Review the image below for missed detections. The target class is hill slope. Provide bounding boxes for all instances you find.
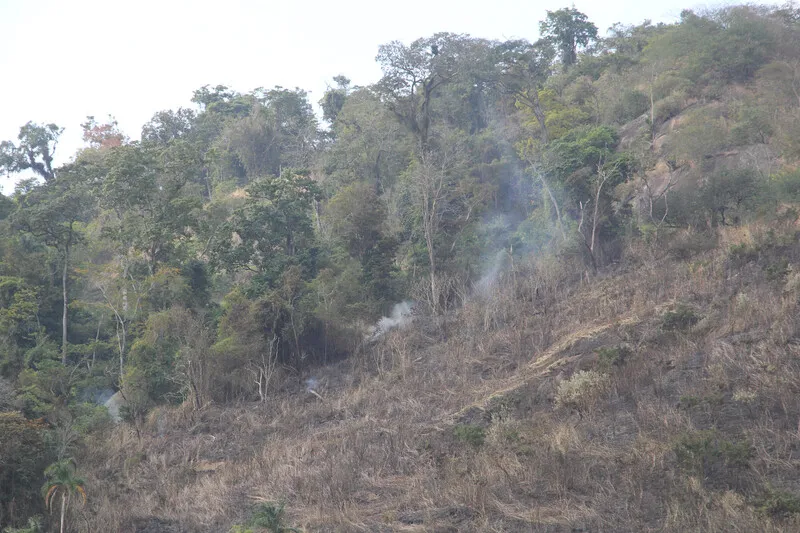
[78,220,800,531]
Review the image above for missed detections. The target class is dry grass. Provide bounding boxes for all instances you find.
[76,221,800,532]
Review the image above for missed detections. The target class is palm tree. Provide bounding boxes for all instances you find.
[41,459,86,533]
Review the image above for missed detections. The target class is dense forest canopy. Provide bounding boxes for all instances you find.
[3,3,800,531]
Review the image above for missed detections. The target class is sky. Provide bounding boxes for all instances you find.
[0,0,784,192]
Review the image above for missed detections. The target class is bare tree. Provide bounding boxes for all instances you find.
[251,335,279,403]
[410,140,467,314]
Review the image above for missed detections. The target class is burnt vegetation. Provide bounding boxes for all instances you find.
[3,3,800,532]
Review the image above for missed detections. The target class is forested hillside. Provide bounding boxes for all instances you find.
[3,4,800,531]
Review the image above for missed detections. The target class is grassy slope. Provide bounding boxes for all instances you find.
[79,219,800,532]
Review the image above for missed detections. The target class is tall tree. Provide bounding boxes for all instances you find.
[320,75,351,124]
[539,8,598,69]
[211,170,321,278]
[12,170,94,364]
[374,33,471,151]
[0,123,63,182]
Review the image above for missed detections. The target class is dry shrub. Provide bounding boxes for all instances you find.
[555,370,610,414]
[73,217,800,532]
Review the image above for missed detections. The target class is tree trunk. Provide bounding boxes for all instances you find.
[538,172,566,240]
[590,169,610,258]
[117,319,126,384]
[61,243,69,365]
[427,244,437,315]
[649,77,656,143]
[60,492,66,533]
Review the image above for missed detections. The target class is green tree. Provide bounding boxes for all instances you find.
[0,123,63,182]
[0,277,39,377]
[41,459,86,533]
[539,8,598,69]
[320,75,351,124]
[374,33,472,150]
[322,88,411,193]
[12,171,94,364]
[211,170,321,278]
[0,413,49,530]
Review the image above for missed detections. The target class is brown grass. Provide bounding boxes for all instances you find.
[76,221,800,532]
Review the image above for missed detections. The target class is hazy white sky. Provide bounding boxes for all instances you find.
[0,0,782,184]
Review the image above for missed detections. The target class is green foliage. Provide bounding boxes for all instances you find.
[668,169,763,228]
[229,502,299,533]
[543,125,619,201]
[539,8,598,68]
[0,412,49,530]
[0,277,38,377]
[453,424,486,448]
[661,304,700,331]
[0,122,63,182]
[2,516,44,533]
[595,345,631,372]
[41,458,87,532]
[618,90,649,122]
[2,7,800,527]
[770,169,800,202]
[755,487,800,518]
[673,430,753,479]
[211,170,321,280]
[643,7,776,93]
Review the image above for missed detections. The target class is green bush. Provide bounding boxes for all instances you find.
[755,488,800,518]
[661,304,700,331]
[596,345,631,372]
[653,93,684,124]
[667,232,717,260]
[729,243,760,265]
[2,516,44,533]
[613,90,650,123]
[230,502,299,533]
[764,258,789,282]
[771,169,800,202]
[453,424,486,448]
[674,430,753,477]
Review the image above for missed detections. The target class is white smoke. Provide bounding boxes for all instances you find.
[94,388,116,405]
[475,249,508,297]
[304,377,319,392]
[367,300,416,341]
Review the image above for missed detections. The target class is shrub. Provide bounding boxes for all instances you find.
[596,345,631,372]
[755,488,800,518]
[230,502,299,533]
[3,516,44,533]
[764,259,789,282]
[453,424,486,448]
[667,232,717,260]
[674,430,753,478]
[729,243,760,265]
[653,93,684,124]
[613,90,650,123]
[555,370,610,413]
[662,304,700,331]
[0,412,50,529]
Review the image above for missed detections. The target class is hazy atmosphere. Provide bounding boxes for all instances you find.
[2,1,800,531]
[0,0,745,180]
